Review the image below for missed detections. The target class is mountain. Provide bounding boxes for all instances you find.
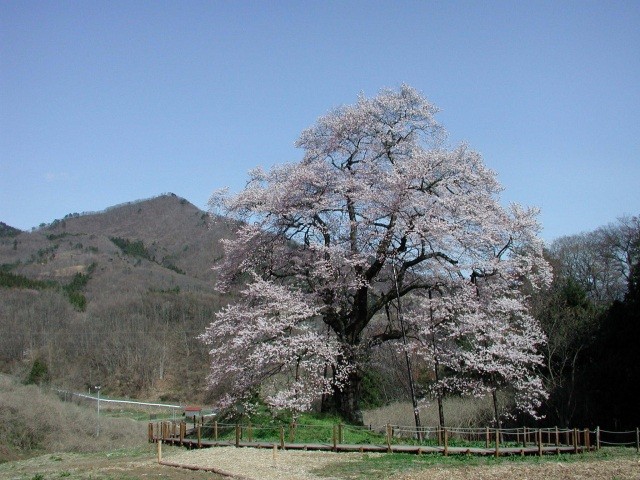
[0,194,237,402]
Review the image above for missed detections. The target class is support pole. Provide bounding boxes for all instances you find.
[392,262,423,441]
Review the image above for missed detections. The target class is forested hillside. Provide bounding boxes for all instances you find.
[0,194,236,402]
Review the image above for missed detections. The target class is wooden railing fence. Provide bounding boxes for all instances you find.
[148,420,640,457]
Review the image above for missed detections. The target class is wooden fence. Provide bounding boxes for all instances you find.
[148,420,640,457]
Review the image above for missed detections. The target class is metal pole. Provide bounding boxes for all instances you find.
[95,385,101,437]
[392,261,422,441]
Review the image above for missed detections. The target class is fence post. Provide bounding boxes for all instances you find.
[636,428,639,454]
[338,423,343,444]
[555,426,559,447]
[179,421,185,446]
[333,425,338,452]
[148,422,154,443]
[537,429,542,457]
[235,424,240,448]
[248,422,253,443]
[279,425,285,450]
[495,428,500,458]
[596,426,600,450]
[523,426,527,447]
[485,427,490,449]
[585,428,590,451]
[444,428,448,456]
[214,421,218,442]
[157,440,162,463]
[573,428,578,454]
[289,421,296,443]
[386,424,391,453]
[197,425,202,448]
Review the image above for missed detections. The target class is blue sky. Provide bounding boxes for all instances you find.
[1,1,638,242]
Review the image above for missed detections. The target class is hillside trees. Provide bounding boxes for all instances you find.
[548,215,639,306]
[582,261,640,429]
[535,215,639,426]
[204,85,550,423]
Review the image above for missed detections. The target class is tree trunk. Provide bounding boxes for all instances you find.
[492,389,502,429]
[432,360,446,428]
[333,368,364,425]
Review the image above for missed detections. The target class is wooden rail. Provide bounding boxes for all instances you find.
[149,421,598,457]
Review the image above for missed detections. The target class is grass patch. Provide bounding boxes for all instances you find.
[197,411,388,445]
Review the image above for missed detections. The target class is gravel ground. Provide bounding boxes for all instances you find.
[164,446,361,480]
[163,446,640,480]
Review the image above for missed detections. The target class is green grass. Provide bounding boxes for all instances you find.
[196,412,389,445]
[101,408,179,422]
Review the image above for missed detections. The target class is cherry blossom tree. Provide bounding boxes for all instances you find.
[200,275,350,414]
[441,276,549,426]
[204,85,551,423]
[405,287,465,428]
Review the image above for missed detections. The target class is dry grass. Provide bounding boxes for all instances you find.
[363,395,506,429]
[0,375,145,462]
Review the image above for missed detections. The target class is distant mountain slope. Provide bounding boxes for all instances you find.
[0,193,236,401]
[0,193,235,300]
[0,222,21,238]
